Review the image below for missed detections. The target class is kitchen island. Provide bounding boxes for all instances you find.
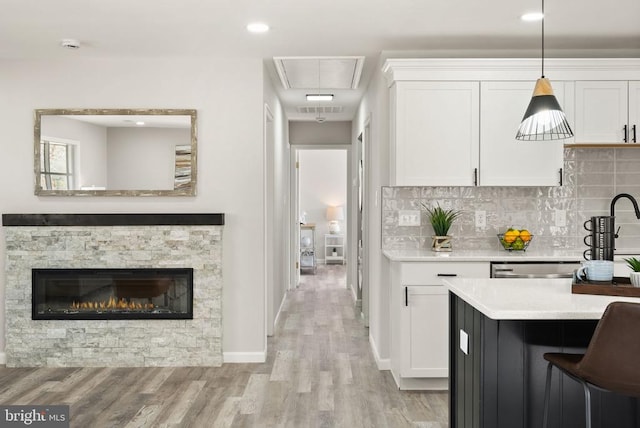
[443,278,640,428]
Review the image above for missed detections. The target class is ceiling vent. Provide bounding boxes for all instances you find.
[296,106,344,115]
[274,57,365,90]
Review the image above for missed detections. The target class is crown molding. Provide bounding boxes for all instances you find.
[383,58,640,86]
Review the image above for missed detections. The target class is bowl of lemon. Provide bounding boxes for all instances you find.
[498,228,533,251]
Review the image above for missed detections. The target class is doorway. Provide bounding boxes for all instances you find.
[291,146,350,290]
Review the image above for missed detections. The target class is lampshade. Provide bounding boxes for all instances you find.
[515,0,574,141]
[515,78,573,141]
[326,206,344,221]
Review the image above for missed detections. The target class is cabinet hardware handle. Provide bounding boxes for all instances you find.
[404,287,408,307]
[473,168,478,186]
[624,125,628,143]
[633,125,637,143]
[437,273,457,277]
[559,168,563,186]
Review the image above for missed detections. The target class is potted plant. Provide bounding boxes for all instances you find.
[422,203,462,252]
[623,257,640,287]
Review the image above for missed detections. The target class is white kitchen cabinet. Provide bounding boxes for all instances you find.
[390,261,489,390]
[390,81,479,186]
[480,81,568,186]
[574,81,640,144]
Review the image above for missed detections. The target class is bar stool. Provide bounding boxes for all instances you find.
[543,301,640,428]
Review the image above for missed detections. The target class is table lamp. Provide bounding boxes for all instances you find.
[326,206,344,234]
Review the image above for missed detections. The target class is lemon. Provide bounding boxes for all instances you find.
[503,230,518,244]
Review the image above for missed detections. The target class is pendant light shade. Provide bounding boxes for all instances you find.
[516,78,573,140]
[515,0,573,141]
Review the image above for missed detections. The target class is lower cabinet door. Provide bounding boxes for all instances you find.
[401,286,449,378]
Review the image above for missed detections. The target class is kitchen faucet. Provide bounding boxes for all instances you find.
[609,193,640,239]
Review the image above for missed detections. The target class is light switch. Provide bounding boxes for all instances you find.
[460,329,469,355]
[398,210,421,226]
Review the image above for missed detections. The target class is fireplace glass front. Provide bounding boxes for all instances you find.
[32,268,193,320]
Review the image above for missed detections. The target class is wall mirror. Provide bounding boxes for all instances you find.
[34,108,197,196]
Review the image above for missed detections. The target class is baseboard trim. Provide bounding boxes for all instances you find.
[0,352,6,365]
[273,292,287,331]
[223,351,266,364]
[369,334,390,370]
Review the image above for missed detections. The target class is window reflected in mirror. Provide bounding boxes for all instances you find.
[40,139,76,190]
[34,109,197,196]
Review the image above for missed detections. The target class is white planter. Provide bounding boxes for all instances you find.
[630,272,640,287]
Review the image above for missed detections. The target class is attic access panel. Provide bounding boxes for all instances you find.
[273,57,365,90]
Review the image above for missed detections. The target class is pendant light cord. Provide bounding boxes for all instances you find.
[541,0,545,78]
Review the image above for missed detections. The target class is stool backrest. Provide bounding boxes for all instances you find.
[579,301,640,397]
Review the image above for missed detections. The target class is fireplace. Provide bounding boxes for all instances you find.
[32,268,193,320]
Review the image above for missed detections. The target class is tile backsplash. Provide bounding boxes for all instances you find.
[382,148,640,252]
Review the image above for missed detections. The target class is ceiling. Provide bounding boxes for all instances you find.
[2,0,639,122]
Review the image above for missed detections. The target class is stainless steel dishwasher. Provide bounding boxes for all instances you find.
[491,261,581,278]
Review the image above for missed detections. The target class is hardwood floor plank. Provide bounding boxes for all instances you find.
[157,380,206,426]
[59,368,114,404]
[211,397,241,428]
[239,373,269,415]
[317,371,334,412]
[296,358,312,393]
[269,350,294,381]
[140,367,176,394]
[124,404,162,428]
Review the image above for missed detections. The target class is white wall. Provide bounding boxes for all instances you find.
[107,127,188,190]
[290,121,351,145]
[299,150,348,260]
[0,57,266,359]
[353,57,391,367]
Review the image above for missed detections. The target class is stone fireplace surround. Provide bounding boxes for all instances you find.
[2,213,224,367]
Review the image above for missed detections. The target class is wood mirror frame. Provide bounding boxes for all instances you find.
[34,108,197,196]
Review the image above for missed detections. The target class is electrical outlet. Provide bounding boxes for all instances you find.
[442,200,453,210]
[398,210,421,226]
[475,210,487,228]
[555,209,567,227]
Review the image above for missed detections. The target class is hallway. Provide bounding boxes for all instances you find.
[0,265,448,427]
[254,264,449,427]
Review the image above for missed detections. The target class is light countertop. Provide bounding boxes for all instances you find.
[382,249,584,262]
[442,277,640,320]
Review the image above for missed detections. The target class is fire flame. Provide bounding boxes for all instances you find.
[70,296,154,311]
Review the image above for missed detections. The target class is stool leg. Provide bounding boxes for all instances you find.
[543,362,553,428]
[581,381,592,428]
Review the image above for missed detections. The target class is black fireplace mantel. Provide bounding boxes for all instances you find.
[2,213,224,227]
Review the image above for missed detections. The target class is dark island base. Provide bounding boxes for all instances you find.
[449,293,640,428]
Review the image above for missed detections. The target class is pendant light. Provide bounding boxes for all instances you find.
[515,0,573,141]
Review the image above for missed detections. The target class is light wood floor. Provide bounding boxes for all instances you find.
[0,265,448,427]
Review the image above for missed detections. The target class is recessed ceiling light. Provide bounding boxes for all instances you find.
[247,22,269,33]
[521,12,544,21]
[306,94,334,102]
[136,121,145,126]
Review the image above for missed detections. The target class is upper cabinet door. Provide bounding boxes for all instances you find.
[479,81,566,186]
[575,81,628,144]
[391,82,479,186]
[629,82,640,144]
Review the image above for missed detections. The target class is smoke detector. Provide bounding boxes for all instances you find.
[60,39,81,50]
[315,116,326,123]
